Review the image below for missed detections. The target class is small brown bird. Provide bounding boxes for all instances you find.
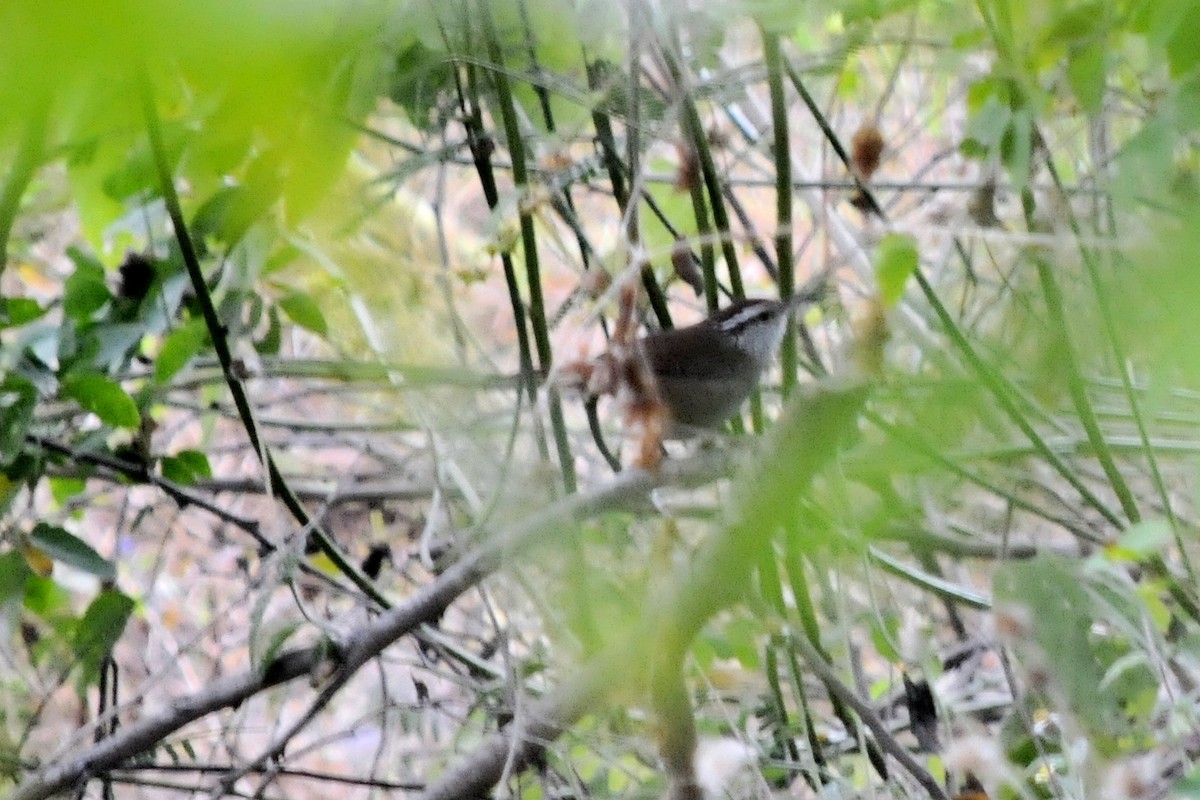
[639,288,823,431]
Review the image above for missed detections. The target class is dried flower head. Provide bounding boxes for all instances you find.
[670,239,704,297]
[851,124,885,180]
[674,140,700,192]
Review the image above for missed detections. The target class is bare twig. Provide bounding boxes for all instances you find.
[418,377,871,800]
[26,433,268,548]
[11,449,737,800]
[141,77,387,607]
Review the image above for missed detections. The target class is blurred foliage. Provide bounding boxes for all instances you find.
[2,0,1200,799]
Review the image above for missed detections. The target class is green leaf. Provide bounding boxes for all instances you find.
[63,262,111,319]
[29,523,115,580]
[0,375,37,458]
[1108,519,1172,562]
[48,476,88,507]
[257,306,282,355]
[390,41,460,130]
[92,323,145,374]
[61,372,140,429]
[73,590,135,685]
[1167,3,1200,76]
[156,319,209,383]
[0,551,32,605]
[191,184,277,248]
[870,547,992,608]
[873,234,918,307]
[869,610,902,663]
[994,557,1158,752]
[1136,583,1173,632]
[160,450,212,485]
[1067,40,1106,114]
[1044,3,1103,41]
[23,574,72,619]
[964,81,1012,152]
[1174,764,1200,799]
[0,298,46,328]
[278,290,328,337]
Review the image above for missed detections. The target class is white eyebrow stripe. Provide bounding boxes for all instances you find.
[719,305,772,331]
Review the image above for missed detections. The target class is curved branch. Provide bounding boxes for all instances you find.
[10,647,323,800]
[26,433,268,547]
[418,377,872,800]
[11,449,736,800]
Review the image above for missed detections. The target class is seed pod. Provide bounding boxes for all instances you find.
[674,141,700,192]
[670,239,704,296]
[851,124,885,180]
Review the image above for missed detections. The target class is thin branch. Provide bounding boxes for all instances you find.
[10,647,324,800]
[480,1,577,494]
[140,74,386,607]
[419,377,871,800]
[762,28,795,396]
[11,449,738,800]
[26,434,268,548]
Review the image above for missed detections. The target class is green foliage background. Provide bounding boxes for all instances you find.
[3,1,1200,799]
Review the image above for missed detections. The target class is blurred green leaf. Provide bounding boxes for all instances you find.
[61,372,140,429]
[874,234,918,307]
[1173,763,1200,798]
[257,306,282,355]
[3,0,388,249]
[0,551,32,605]
[965,79,1012,145]
[278,290,328,337]
[23,574,72,619]
[29,523,115,580]
[73,589,134,685]
[102,137,180,202]
[250,618,302,675]
[1108,519,1172,562]
[995,558,1159,754]
[0,298,46,328]
[1136,583,1173,632]
[91,323,145,374]
[156,319,209,383]
[1044,3,1104,42]
[1165,1,1200,75]
[390,40,458,130]
[871,548,991,608]
[63,255,111,321]
[0,374,37,458]
[869,610,902,663]
[48,476,88,507]
[160,450,212,485]
[1067,40,1106,113]
[1000,108,1033,193]
[191,182,278,249]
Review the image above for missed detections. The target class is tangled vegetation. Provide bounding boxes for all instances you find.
[4,1,1200,799]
